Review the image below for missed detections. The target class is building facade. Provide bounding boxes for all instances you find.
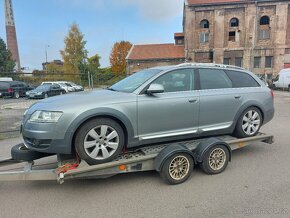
[184,0,290,78]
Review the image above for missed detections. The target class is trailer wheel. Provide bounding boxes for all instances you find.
[11,143,52,161]
[160,153,193,185]
[200,145,229,175]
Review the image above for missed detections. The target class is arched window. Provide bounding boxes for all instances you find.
[200,19,209,28]
[260,16,270,25]
[230,18,239,27]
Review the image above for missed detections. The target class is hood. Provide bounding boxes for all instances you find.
[27,89,136,113]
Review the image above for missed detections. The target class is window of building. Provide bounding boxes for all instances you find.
[200,19,209,29]
[259,29,270,40]
[199,69,232,90]
[254,57,261,68]
[235,57,243,67]
[223,58,230,65]
[230,18,239,27]
[265,56,273,68]
[153,69,194,92]
[225,70,260,88]
[229,31,236,42]
[260,16,270,25]
[200,32,209,43]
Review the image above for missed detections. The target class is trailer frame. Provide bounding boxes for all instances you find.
[0,133,274,184]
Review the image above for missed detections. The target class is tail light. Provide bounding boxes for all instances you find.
[270,90,274,98]
[7,87,13,93]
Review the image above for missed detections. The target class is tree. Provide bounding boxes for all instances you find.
[46,63,64,74]
[0,38,16,73]
[60,23,88,81]
[88,54,101,74]
[110,41,132,75]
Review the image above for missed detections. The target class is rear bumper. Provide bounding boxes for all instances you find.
[263,107,275,125]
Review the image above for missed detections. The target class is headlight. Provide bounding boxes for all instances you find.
[29,111,63,123]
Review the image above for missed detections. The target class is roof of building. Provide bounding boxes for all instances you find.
[174,32,184,37]
[187,0,251,5]
[127,43,185,61]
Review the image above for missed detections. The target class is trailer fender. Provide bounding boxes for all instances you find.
[194,138,232,163]
[155,143,195,172]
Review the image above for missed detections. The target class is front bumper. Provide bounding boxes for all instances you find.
[22,121,73,154]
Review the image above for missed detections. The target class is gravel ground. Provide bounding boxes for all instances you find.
[0,91,289,218]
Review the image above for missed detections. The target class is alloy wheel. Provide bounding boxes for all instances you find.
[168,155,190,181]
[83,125,120,160]
[208,148,226,171]
[242,110,261,136]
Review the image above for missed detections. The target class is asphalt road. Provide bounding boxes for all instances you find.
[0,91,289,218]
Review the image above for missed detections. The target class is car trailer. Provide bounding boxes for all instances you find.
[0,133,273,185]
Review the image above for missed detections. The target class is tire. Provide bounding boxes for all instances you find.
[74,118,125,165]
[160,153,193,185]
[14,92,20,99]
[234,107,262,138]
[200,145,230,175]
[11,143,53,161]
[44,93,48,98]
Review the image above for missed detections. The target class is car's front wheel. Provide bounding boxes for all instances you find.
[235,107,262,138]
[74,118,125,165]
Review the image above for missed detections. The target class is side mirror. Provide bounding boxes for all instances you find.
[146,84,164,95]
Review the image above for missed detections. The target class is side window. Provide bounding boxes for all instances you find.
[152,69,194,93]
[225,70,260,88]
[199,69,232,90]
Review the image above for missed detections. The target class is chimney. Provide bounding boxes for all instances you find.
[174,32,185,46]
[5,0,21,71]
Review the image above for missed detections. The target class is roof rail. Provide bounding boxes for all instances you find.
[176,62,245,70]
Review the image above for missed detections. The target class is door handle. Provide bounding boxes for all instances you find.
[188,99,197,103]
[234,96,241,99]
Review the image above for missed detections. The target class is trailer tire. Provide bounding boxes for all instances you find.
[160,153,193,185]
[200,144,229,175]
[11,143,50,161]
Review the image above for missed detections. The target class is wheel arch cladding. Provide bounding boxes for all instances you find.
[68,109,135,152]
[234,102,265,126]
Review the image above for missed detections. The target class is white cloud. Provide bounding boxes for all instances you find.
[116,0,184,21]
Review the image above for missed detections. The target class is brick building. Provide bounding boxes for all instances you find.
[184,0,290,78]
[126,36,185,75]
[127,0,290,78]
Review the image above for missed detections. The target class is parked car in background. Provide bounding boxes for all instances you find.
[0,81,33,99]
[65,81,84,92]
[272,69,290,91]
[21,63,274,165]
[41,82,75,93]
[27,84,66,99]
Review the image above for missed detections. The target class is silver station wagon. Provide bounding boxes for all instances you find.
[22,63,274,165]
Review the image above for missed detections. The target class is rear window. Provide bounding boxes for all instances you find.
[225,70,260,88]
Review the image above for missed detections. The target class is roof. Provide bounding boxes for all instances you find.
[127,43,185,61]
[187,0,251,5]
[174,32,184,37]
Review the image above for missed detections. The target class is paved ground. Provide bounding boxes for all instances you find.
[0,91,289,218]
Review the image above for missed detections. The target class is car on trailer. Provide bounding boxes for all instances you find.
[21,63,274,166]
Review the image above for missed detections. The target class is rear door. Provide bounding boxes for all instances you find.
[137,68,199,140]
[197,68,242,133]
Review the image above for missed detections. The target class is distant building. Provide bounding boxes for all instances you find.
[184,0,290,78]
[42,60,64,71]
[127,0,290,78]
[126,34,185,75]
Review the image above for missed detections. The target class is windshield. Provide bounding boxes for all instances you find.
[110,69,161,93]
[35,84,50,91]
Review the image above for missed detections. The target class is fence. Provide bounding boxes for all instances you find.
[0,72,126,139]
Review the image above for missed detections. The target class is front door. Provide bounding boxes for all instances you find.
[137,68,199,140]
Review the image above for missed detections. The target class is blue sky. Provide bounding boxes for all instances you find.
[0,0,184,71]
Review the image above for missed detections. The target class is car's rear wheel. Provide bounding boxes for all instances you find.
[235,107,262,138]
[44,93,48,98]
[74,118,125,165]
[14,91,20,99]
